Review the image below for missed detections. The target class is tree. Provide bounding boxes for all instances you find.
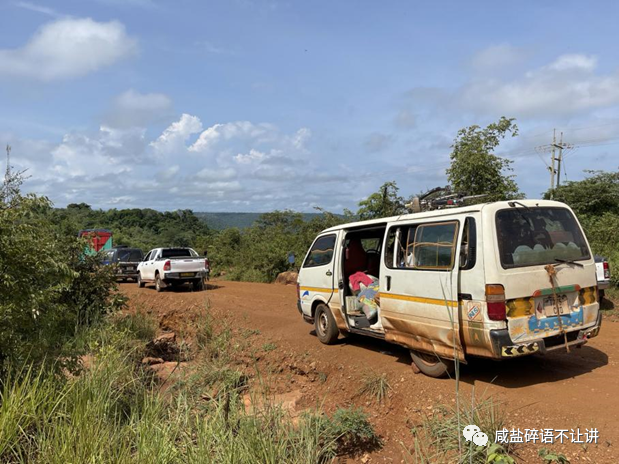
[1,170,122,374]
[356,181,405,220]
[545,170,619,217]
[446,117,522,202]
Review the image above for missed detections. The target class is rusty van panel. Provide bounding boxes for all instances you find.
[329,295,348,330]
[381,296,465,361]
[460,301,495,358]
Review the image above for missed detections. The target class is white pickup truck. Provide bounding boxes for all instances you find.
[595,255,611,301]
[137,247,207,292]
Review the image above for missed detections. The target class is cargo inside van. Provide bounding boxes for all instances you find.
[341,226,387,332]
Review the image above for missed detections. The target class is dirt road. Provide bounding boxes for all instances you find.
[121,281,618,462]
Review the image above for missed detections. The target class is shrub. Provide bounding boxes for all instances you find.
[0,173,123,376]
[358,371,391,403]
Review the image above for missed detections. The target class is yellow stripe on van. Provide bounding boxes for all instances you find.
[380,292,458,308]
[299,286,338,294]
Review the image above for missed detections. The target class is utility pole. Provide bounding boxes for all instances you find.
[553,132,572,187]
[536,130,573,198]
[550,130,556,192]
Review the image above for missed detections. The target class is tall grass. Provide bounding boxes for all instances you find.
[0,311,379,463]
[358,371,391,403]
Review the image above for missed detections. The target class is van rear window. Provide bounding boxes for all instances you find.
[496,207,590,268]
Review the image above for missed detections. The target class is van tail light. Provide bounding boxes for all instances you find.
[604,261,610,279]
[163,260,171,271]
[486,284,506,321]
[296,283,301,300]
[205,258,210,271]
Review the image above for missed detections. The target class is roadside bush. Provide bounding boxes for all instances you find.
[0,173,123,376]
[549,170,619,287]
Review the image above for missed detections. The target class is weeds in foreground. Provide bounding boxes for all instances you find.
[539,448,570,463]
[0,310,381,463]
[406,395,515,464]
[358,371,391,403]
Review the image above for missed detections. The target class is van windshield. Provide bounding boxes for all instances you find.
[496,207,590,268]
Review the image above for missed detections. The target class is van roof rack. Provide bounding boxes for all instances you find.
[406,186,488,212]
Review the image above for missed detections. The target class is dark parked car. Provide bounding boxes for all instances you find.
[102,246,144,282]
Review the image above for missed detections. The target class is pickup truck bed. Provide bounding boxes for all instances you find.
[137,247,207,292]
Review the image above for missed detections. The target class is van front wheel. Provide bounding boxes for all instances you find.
[410,350,455,378]
[315,304,339,345]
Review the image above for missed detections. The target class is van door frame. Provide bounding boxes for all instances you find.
[339,224,388,335]
[379,218,465,361]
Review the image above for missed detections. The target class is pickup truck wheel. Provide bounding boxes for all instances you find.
[315,304,339,345]
[410,350,455,378]
[155,274,163,293]
[137,273,145,288]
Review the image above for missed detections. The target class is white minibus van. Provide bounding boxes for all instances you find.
[296,200,602,377]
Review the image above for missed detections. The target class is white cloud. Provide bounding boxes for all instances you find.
[545,54,597,73]
[51,125,146,177]
[460,53,619,117]
[195,167,237,181]
[189,121,277,153]
[106,89,173,128]
[14,1,61,17]
[234,148,266,164]
[150,114,203,155]
[156,165,179,181]
[0,18,137,81]
[290,127,311,150]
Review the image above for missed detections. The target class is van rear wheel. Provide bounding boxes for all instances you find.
[315,304,339,345]
[410,350,455,378]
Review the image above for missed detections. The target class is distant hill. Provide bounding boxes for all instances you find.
[195,212,326,230]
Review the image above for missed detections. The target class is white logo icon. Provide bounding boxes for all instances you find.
[462,424,481,441]
[472,431,489,447]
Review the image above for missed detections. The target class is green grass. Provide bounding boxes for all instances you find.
[358,371,391,403]
[0,311,380,463]
[406,394,514,464]
[262,342,277,352]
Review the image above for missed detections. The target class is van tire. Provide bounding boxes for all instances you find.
[137,273,145,288]
[315,304,339,345]
[410,350,455,378]
[155,274,163,293]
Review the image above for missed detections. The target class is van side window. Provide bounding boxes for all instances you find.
[408,221,459,269]
[303,235,336,268]
[385,221,459,270]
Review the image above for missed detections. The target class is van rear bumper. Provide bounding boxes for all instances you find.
[489,313,602,359]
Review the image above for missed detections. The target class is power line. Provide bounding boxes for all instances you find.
[536,129,573,197]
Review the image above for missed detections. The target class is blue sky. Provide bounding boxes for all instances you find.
[1,0,619,212]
